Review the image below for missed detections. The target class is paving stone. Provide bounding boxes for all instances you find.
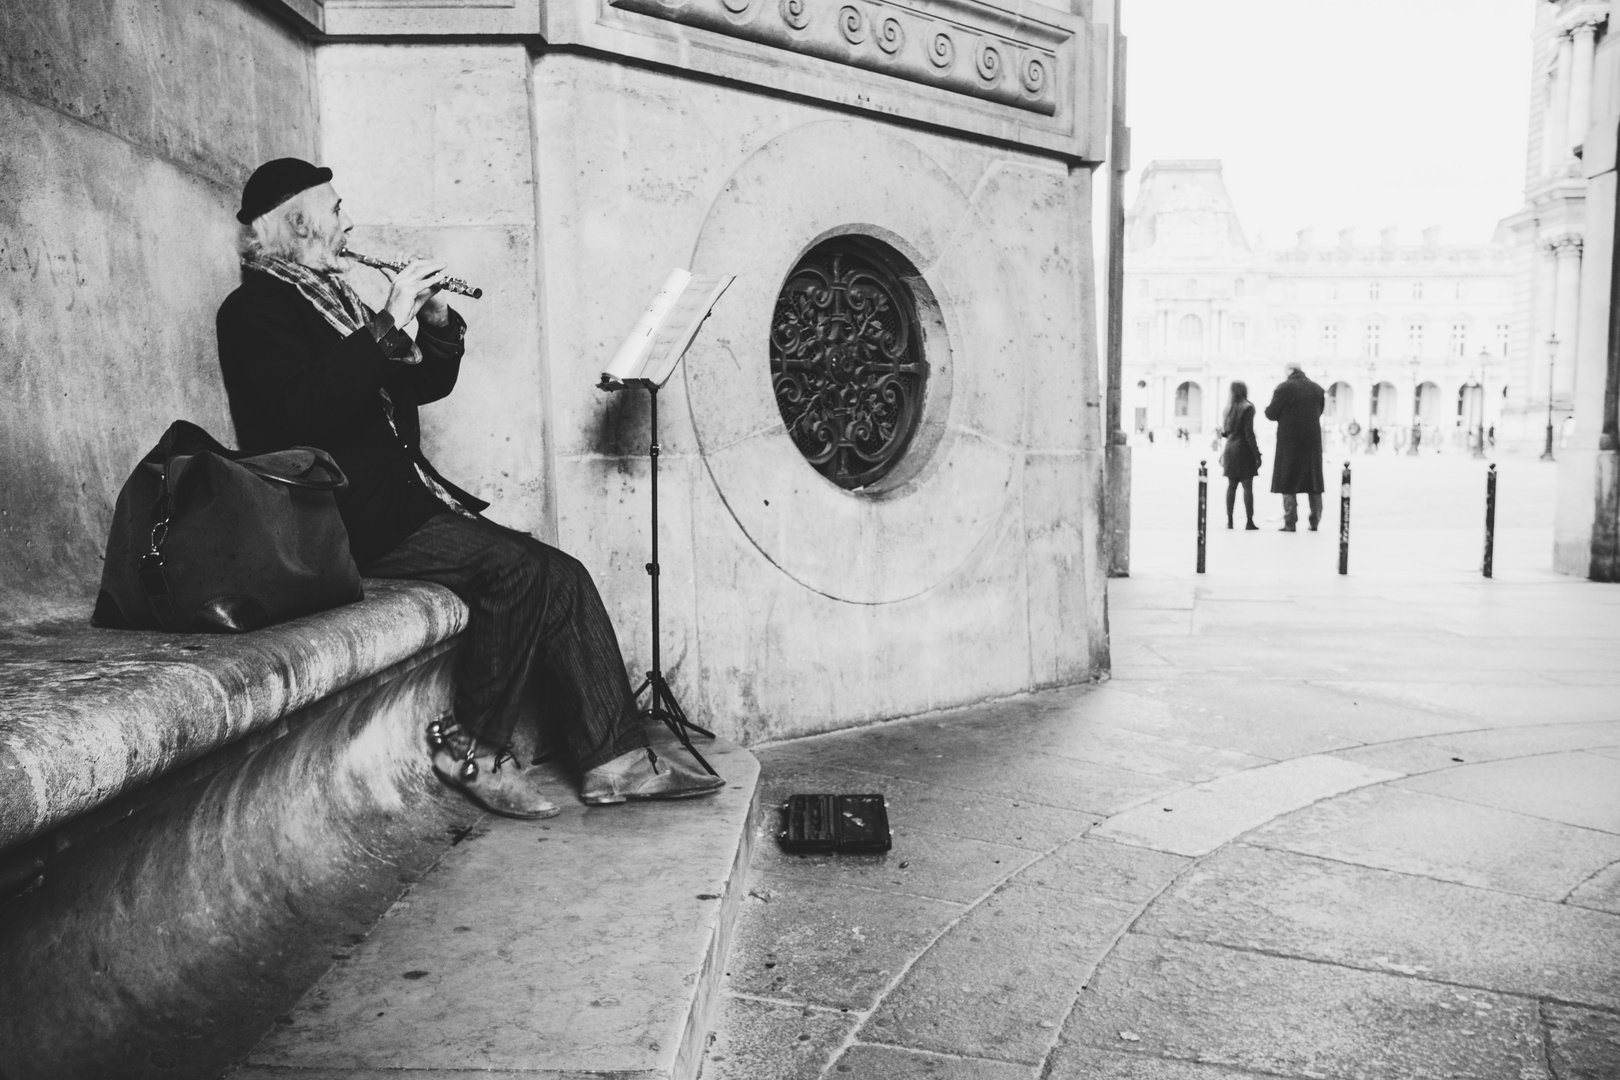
[1046,1043,1293,1079]
[239,739,759,1076]
[827,1043,1035,1079]
[754,749,1095,851]
[1321,682,1620,727]
[1091,755,1401,857]
[864,883,1137,1065]
[1135,844,1620,1010]
[756,823,1037,906]
[1247,785,1620,900]
[726,870,961,1011]
[1566,860,1620,914]
[1012,836,1191,906]
[1060,934,1549,1080]
[700,995,857,1080]
[1087,678,1375,760]
[1397,752,1620,834]
[758,716,1175,816]
[1015,720,1273,784]
[1544,1004,1620,1080]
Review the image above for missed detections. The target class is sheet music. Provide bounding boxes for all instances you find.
[601,269,735,389]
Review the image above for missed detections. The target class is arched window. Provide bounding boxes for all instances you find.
[1496,323,1510,356]
[1174,381,1204,431]
[1408,322,1425,355]
[1450,322,1468,357]
[1230,321,1248,348]
[1178,314,1205,357]
[1363,322,1382,358]
[1326,381,1355,422]
[1186,278,1199,297]
[1368,282,1381,300]
[1412,281,1424,300]
[1454,282,1467,300]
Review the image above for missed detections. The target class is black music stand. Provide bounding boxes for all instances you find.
[607,377,717,776]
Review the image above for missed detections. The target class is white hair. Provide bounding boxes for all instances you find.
[236,186,326,262]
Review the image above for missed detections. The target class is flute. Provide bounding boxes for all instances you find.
[347,250,483,300]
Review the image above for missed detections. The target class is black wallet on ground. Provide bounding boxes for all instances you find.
[778,794,892,854]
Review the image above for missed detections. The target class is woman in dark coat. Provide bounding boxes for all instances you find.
[1264,363,1327,531]
[1219,381,1262,529]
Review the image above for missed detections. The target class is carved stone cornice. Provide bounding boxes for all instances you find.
[1546,232,1585,256]
[609,0,1065,115]
[1557,2,1609,35]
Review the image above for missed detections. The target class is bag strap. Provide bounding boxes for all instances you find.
[138,491,181,631]
[238,458,348,492]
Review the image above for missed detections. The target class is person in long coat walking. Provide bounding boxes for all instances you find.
[1264,363,1326,531]
[1219,381,1261,530]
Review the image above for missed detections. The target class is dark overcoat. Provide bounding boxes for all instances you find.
[216,270,486,566]
[1264,370,1325,494]
[1219,400,1261,481]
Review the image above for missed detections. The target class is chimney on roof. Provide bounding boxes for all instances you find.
[1338,227,1357,250]
[1421,225,1442,247]
[1380,226,1400,249]
[1297,228,1314,249]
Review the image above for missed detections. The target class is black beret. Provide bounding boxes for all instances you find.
[237,158,333,225]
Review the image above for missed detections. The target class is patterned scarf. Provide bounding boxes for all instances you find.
[243,252,477,517]
[242,252,421,365]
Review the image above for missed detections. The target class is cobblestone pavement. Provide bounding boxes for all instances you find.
[701,450,1620,1079]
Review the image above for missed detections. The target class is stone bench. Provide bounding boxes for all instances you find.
[0,580,760,1080]
[0,580,472,1077]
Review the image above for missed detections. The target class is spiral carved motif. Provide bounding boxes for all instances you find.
[838,5,866,44]
[770,240,928,490]
[876,15,905,54]
[927,30,956,70]
[1020,54,1047,95]
[975,40,1002,83]
[780,0,810,30]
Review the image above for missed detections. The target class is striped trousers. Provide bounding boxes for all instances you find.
[363,513,646,771]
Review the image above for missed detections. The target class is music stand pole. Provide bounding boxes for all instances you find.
[630,380,717,775]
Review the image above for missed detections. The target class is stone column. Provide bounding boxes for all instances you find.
[1546,31,1574,175]
[1553,234,1584,400]
[1566,14,1604,155]
[1537,240,1562,402]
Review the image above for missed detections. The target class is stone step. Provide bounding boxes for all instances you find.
[228,733,759,1080]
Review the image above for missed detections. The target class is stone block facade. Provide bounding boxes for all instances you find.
[320,0,1110,740]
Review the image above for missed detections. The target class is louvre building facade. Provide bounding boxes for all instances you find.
[1121,160,1514,455]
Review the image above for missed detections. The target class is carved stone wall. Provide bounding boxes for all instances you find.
[321,0,1102,161]
[610,0,1062,115]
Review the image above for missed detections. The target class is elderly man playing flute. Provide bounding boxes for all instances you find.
[216,157,722,818]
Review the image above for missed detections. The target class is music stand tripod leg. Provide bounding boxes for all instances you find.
[634,380,719,776]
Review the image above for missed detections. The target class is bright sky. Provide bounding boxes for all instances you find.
[1121,0,1534,246]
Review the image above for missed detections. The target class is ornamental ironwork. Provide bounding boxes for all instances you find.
[770,239,928,489]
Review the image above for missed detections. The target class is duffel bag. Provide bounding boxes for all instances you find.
[92,420,362,633]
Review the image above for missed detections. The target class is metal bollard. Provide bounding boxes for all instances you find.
[1483,463,1497,579]
[1338,461,1351,576]
[1197,460,1208,574]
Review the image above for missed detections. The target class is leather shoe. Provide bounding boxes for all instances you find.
[432,743,560,820]
[1244,522,1259,530]
[1279,524,1296,532]
[582,747,725,805]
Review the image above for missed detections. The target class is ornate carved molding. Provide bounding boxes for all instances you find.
[1557,3,1609,35]
[609,0,1065,115]
[1546,232,1585,256]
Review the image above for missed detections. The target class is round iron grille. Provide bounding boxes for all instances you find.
[769,238,929,490]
